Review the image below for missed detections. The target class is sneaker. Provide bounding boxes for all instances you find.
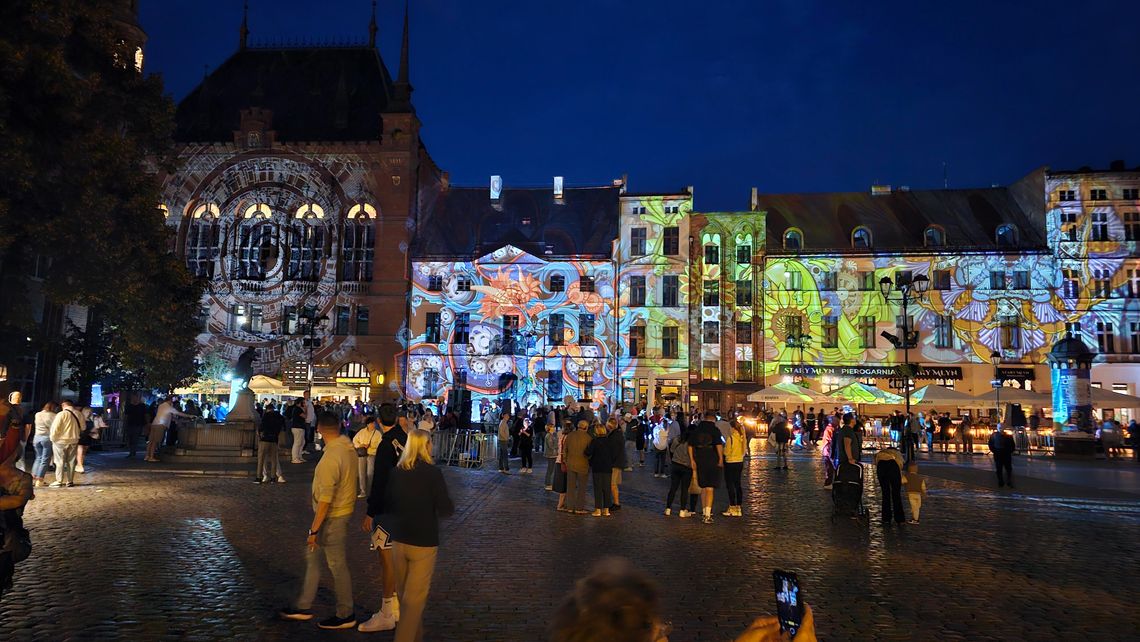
[722,508,735,517]
[253,478,264,484]
[702,515,713,524]
[276,476,286,483]
[664,508,671,516]
[907,519,919,524]
[48,481,62,488]
[602,509,611,517]
[291,460,305,464]
[544,485,553,491]
[357,492,367,499]
[823,484,833,490]
[678,510,690,518]
[591,509,603,517]
[33,480,42,488]
[624,467,633,472]
[66,482,75,487]
[279,607,314,621]
[317,615,357,630]
[357,612,396,632]
[75,466,85,473]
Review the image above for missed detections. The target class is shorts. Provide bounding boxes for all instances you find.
[611,468,622,485]
[369,523,393,551]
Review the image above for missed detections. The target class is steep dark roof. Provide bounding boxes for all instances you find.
[414,185,621,260]
[758,170,1046,252]
[175,46,395,142]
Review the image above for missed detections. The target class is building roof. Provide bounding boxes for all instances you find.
[175,46,396,142]
[757,169,1046,252]
[413,185,621,260]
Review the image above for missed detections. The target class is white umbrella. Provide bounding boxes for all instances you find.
[747,382,827,403]
[1089,387,1140,408]
[972,387,1048,405]
[248,375,288,395]
[827,382,904,405]
[909,385,977,406]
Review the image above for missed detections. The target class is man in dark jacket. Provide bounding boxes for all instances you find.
[607,420,627,511]
[771,412,790,470]
[256,403,286,484]
[361,403,408,630]
[988,426,1015,488]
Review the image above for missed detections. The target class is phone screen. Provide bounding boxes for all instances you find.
[773,570,803,637]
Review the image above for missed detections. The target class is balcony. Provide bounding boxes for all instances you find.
[235,280,271,295]
[339,281,369,295]
[287,281,317,294]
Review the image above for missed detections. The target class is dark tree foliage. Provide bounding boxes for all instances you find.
[0,0,203,393]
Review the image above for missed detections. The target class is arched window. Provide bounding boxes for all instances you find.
[852,226,872,249]
[193,203,220,219]
[243,203,271,219]
[924,225,946,247]
[783,228,803,250]
[996,224,1019,248]
[342,216,374,282]
[286,221,326,281]
[295,203,325,219]
[185,206,219,279]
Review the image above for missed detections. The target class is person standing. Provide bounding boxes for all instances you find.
[633,414,647,467]
[371,429,454,641]
[255,403,286,484]
[651,419,669,478]
[1130,419,1140,463]
[147,396,194,462]
[6,392,31,472]
[959,415,974,455]
[518,418,534,474]
[543,423,559,491]
[606,418,626,510]
[496,414,511,474]
[353,413,382,498]
[691,412,725,524]
[304,391,318,452]
[938,412,952,454]
[873,446,906,527]
[31,402,56,488]
[0,425,35,600]
[903,461,927,524]
[359,403,408,631]
[664,430,694,517]
[820,420,836,490]
[585,423,615,517]
[280,412,358,629]
[770,411,790,470]
[48,400,83,488]
[988,426,1015,488]
[562,421,592,515]
[286,398,308,464]
[721,419,746,517]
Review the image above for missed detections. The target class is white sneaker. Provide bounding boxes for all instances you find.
[722,508,734,517]
[75,466,85,473]
[276,476,286,483]
[357,612,396,632]
[678,510,690,518]
[663,508,671,516]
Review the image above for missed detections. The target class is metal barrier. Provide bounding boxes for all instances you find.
[431,430,495,469]
[98,418,126,449]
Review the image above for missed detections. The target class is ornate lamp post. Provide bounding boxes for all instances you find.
[299,310,329,398]
[879,274,930,419]
[990,350,1002,428]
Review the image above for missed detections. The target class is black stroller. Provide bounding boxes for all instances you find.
[831,462,868,522]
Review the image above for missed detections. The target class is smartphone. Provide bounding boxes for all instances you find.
[773,570,804,637]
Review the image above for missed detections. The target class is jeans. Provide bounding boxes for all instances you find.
[257,441,281,480]
[925,431,934,452]
[592,471,613,510]
[665,464,692,509]
[994,452,1013,486]
[653,449,668,475]
[291,428,306,462]
[52,442,78,484]
[908,494,922,521]
[393,542,438,642]
[724,461,744,505]
[520,448,533,469]
[497,442,510,472]
[296,515,353,618]
[32,436,52,479]
[567,470,588,511]
[544,458,558,486]
[877,460,904,524]
[358,454,375,496]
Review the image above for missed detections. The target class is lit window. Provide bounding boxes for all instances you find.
[286,222,325,281]
[295,203,325,220]
[702,360,720,381]
[194,203,221,219]
[852,227,872,249]
[185,217,220,278]
[347,203,377,219]
[158,204,170,219]
[783,229,803,250]
[243,203,271,219]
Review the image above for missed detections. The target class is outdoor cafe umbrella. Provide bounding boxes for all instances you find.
[972,387,1049,405]
[827,381,904,405]
[908,385,977,406]
[746,382,827,404]
[1089,387,1140,408]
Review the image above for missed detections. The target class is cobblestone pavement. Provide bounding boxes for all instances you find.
[2,443,1139,641]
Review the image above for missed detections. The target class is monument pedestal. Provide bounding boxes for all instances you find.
[1053,432,1096,459]
[162,389,259,464]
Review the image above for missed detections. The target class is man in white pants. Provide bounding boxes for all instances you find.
[147,396,195,462]
[287,398,308,464]
[48,400,83,487]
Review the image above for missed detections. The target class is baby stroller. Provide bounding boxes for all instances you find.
[831,462,868,522]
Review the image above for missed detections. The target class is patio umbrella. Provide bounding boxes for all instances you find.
[972,387,1049,405]
[248,375,288,395]
[827,382,904,405]
[908,385,977,406]
[747,382,826,403]
[1089,387,1140,408]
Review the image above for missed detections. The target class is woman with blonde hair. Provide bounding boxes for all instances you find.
[363,429,454,641]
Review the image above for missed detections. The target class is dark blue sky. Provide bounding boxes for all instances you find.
[142,0,1140,211]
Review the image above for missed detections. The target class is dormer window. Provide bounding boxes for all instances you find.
[996,224,1019,248]
[783,228,803,250]
[852,226,872,249]
[924,225,946,247]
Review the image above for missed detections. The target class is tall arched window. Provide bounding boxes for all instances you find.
[237,204,276,280]
[783,228,803,250]
[996,224,1019,248]
[342,203,376,282]
[186,206,219,278]
[852,226,872,249]
[287,204,326,281]
[924,225,946,247]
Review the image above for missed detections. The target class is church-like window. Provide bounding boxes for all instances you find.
[186,208,220,279]
[295,203,325,219]
[286,223,325,281]
[342,210,375,282]
[236,203,276,280]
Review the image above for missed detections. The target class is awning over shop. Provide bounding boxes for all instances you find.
[690,381,762,393]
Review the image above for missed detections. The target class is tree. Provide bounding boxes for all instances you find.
[0,0,203,392]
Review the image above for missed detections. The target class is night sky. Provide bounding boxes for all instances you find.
[142,0,1140,211]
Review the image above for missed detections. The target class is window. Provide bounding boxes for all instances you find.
[1131,322,1140,354]
[549,313,565,346]
[1091,211,1109,242]
[852,227,872,249]
[895,270,913,287]
[426,312,441,343]
[332,305,349,335]
[547,371,563,400]
[1126,212,1140,241]
[185,218,220,278]
[934,315,953,349]
[932,269,951,290]
[663,226,680,256]
[245,305,263,333]
[630,205,646,215]
[294,203,325,220]
[858,271,875,291]
[1127,269,1140,297]
[859,316,876,348]
[662,326,679,358]
[579,313,595,345]
[629,326,645,357]
[629,276,646,306]
[737,244,752,264]
[665,204,680,214]
[284,305,298,335]
[736,279,752,307]
[630,228,647,257]
[427,275,442,292]
[424,368,439,398]
[549,274,565,292]
[736,360,754,382]
[783,229,803,250]
[237,221,277,280]
[1093,269,1112,298]
[822,315,838,348]
[703,321,720,344]
[457,276,472,292]
[662,275,679,307]
[999,315,1021,350]
[453,313,470,344]
[820,271,837,291]
[736,320,752,345]
[347,203,377,220]
[785,271,803,291]
[704,245,720,265]
[579,371,595,400]
[1062,268,1080,298]
[896,314,914,334]
[1012,271,1030,290]
[924,226,946,247]
[286,223,326,281]
[1058,189,1076,201]
[341,217,374,282]
[502,315,519,353]
[1124,188,1139,200]
[1060,210,1078,242]
[356,306,369,336]
[990,270,1006,290]
[1090,188,1108,201]
[230,304,246,333]
[580,276,595,293]
[703,281,719,306]
[1097,321,1115,353]
[996,224,1018,248]
[702,360,720,381]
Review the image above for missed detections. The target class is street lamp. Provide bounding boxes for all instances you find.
[879,274,930,420]
[990,350,1002,428]
[300,310,329,398]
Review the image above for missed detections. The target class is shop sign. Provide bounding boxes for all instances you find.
[996,367,1035,381]
[778,365,962,380]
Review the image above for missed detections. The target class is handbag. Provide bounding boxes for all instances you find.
[356,430,378,457]
[2,526,31,563]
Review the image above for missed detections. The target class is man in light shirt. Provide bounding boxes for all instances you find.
[48,399,83,487]
[147,396,196,462]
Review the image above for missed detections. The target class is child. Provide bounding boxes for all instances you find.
[543,424,559,491]
[903,461,927,524]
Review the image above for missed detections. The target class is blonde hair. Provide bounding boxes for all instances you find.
[397,428,434,470]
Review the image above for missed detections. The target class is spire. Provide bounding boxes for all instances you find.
[397,0,410,84]
[368,0,378,48]
[388,0,414,112]
[239,1,250,50]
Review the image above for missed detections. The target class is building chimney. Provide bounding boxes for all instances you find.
[553,176,564,199]
[1110,159,1126,171]
[490,175,503,200]
[750,187,758,211]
